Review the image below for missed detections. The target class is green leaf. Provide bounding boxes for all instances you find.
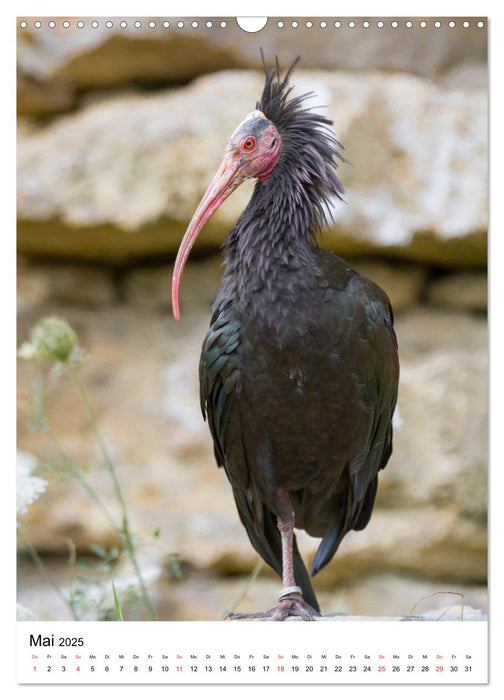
[75,558,92,569]
[89,544,108,559]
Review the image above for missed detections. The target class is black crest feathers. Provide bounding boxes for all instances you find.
[256,52,346,234]
[256,53,302,130]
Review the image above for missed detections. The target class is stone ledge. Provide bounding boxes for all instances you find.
[227,606,486,621]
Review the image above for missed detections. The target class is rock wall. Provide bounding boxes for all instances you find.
[18,19,487,265]
[16,18,487,620]
[18,68,487,265]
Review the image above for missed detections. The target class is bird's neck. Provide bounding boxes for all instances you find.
[222,177,319,302]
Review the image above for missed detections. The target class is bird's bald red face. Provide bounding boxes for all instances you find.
[225,110,282,183]
[172,110,282,320]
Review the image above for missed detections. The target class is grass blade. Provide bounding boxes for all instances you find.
[112,579,124,621]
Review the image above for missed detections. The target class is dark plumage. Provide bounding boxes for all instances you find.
[173,57,399,619]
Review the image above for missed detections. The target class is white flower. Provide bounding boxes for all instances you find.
[113,565,161,593]
[17,341,36,359]
[16,603,38,621]
[392,404,404,431]
[61,565,161,618]
[17,451,47,516]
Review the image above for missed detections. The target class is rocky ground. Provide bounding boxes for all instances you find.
[16,18,487,621]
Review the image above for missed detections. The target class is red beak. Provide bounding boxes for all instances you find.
[172,154,242,320]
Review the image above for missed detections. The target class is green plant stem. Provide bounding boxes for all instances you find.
[43,423,119,537]
[221,559,264,619]
[18,529,80,621]
[65,363,128,512]
[64,361,157,621]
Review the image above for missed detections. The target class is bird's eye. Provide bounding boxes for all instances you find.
[243,137,256,150]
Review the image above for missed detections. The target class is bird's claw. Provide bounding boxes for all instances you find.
[225,593,321,621]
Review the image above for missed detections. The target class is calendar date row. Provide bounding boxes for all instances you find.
[35,663,474,674]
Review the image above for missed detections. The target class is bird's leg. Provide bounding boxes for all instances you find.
[272,488,320,619]
[226,488,320,621]
[276,486,298,591]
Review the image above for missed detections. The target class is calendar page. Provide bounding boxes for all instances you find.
[15,4,489,690]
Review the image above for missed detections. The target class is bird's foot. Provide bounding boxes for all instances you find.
[226,592,320,621]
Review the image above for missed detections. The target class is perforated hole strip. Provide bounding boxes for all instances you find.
[18,17,486,30]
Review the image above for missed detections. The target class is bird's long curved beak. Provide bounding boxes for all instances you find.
[172,155,242,320]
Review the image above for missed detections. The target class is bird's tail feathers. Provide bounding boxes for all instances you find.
[310,512,345,577]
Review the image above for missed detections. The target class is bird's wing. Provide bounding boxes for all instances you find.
[200,305,319,610]
[349,277,398,510]
[199,307,248,483]
[311,265,399,576]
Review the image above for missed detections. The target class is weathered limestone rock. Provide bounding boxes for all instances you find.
[328,573,487,619]
[18,485,122,554]
[17,68,75,116]
[383,308,488,520]
[302,508,487,587]
[426,270,487,312]
[17,19,486,98]
[16,23,247,95]
[122,257,223,311]
[17,69,487,265]
[215,504,487,586]
[17,257,117,308]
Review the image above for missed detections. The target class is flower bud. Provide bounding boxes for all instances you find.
[29,316,78,363]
